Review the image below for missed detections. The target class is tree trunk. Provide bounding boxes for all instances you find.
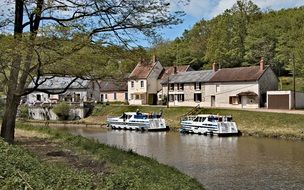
[0,0,24,143]
[1,95,20,143]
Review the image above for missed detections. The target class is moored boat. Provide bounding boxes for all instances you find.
[107,110,168,131]
[180,114,239,136]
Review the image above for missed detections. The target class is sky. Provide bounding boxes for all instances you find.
[161,0,304,41]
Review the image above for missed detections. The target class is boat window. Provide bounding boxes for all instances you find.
[193,117,199,122]
[208,116,215,122]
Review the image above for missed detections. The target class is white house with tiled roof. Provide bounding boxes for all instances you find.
[128,56,163,105]
[27,76,100,104]
[204,58,278,108]
[128,56,192,105]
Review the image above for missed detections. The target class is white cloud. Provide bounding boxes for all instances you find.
[171,0,304,19]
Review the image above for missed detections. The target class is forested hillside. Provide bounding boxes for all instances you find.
[151,1,304,77]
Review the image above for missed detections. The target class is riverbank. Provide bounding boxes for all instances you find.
[84,105,304,140]
[0,123,203,189]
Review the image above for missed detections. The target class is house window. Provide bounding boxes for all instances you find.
[125,93,128,100]
[176,94,184,102]
[105,94,108,99]
[169,84,174,91]
[229,96,240,104]
[131,81,134,88]
[140,81,144,88]
[194,93,202,102]
[113,92,117,100]
[194,82,201,90]
[216,84,220,92]
[135,94,140,100]
[169,94,174,102]
[74,93,81,102]
[177,83,184,91]
[36,94,41,101]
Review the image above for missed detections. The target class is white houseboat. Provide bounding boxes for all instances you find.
[107,111,168,131]
[180,114,239,136]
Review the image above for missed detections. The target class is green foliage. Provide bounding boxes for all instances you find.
[152,1,304,76]
[0,139,94,189]
[52,102,71,120]
[18,105,29,119]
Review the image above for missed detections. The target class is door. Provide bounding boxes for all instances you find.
[211,96,215,107]
[268,94,289,109]
[241,96,247,108]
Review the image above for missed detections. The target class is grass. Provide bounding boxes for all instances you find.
[6,123,204,190]
[0,137,95,189]
[85,104,304,140]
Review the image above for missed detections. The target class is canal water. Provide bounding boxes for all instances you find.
[65,128,304,190]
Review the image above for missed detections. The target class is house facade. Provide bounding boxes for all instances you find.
[205,60,278,108]
[160,70,214,107]
[26,76,99,120]
[159,59,278,109]
[99,80,128,103]
[128,56,163,105]
[27,76,100,104]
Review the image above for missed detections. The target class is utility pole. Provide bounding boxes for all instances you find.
[293,53,296,109]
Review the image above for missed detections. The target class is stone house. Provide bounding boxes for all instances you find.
[160,70,214,107]
[99,80,128,103]
[204,59,278,108]
[128,56,163,105]
[159,59,278,109]
[128,55,192,105]
[27,76,100,104]
[26,76,99,120]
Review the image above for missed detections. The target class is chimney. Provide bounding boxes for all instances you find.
[259,57,265,71]
[173,66,177,74]
[212,63,218,72]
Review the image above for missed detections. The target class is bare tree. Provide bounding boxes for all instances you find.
[0,0,186,143]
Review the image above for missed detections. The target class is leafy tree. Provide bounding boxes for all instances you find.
[0,0,186,143]
[52,102,71,120]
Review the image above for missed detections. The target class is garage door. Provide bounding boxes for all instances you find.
[268,95,289,109]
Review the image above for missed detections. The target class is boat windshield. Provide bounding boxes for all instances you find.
[134,113,147,119]
[193,117,206,122]
[207,116,218,122]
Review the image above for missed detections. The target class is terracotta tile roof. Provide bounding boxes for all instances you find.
[158,65,193,79]
[209,66,265,82]
[99,80,127,92]
[128,59,157,79]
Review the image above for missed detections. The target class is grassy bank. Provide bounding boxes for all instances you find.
[1,123,203,190]
[85,105,304,140]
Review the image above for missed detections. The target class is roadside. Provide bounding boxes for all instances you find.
[1,124,204,190]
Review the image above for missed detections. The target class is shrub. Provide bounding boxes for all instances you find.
[52,102,71,120]
[18,105,29,119]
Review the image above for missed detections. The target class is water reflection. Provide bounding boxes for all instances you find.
[67,128,304,190]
